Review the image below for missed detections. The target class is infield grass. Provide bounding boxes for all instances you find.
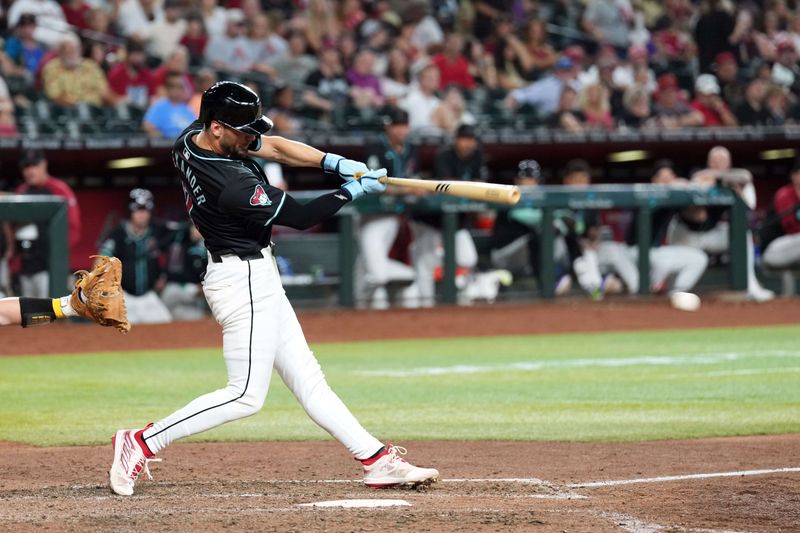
[1,325,799,446]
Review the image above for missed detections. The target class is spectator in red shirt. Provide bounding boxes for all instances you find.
[61,0,92,31]
[107,39,154,109]
[14,149,81,297]
[690,74,738,127]
[432,33,475,91]
[762,159,800,269]
[180,12,209,68]
[151,46,194,100]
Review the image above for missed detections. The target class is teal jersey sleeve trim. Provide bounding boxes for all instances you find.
[264,192,287,226]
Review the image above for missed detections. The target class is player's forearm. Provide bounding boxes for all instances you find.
[274,191,350,230]
[0,297,75,327]
[251,135,326,168]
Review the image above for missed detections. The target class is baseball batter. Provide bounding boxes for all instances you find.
[108,81,439,496]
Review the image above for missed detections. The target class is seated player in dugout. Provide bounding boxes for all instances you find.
[489,159,544,282]
[357,107,419,309]
[98,188,174,325]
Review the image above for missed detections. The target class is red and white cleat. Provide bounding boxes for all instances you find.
[109,425,160,496]
[362,444,439,488]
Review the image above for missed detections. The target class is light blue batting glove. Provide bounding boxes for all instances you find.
[341,168,388,201]
[322,153,369,182]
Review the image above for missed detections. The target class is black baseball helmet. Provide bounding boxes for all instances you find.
[199,81,273,136]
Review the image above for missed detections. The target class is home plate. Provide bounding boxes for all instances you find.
[298,499,411,508]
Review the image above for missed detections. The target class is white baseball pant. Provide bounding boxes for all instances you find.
[667,220,767,294]
[142,247,383,459]
[596,242,709,293]
[762,234,800,269]
[401,223,478,308]
[355,215,416,308]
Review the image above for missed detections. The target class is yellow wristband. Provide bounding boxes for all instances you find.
[52,298,65,319]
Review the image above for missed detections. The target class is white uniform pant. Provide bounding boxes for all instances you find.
[596,242,709,293]
[762,234,800,269]
[355,215,416,308]
[401,222,478,308]
[124,290,172,325]
[667,220,766,294]
[161,282,208,321]
[142,248,383,459]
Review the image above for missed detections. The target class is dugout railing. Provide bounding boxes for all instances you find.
[0,186,747,307]
[291,183,749,306]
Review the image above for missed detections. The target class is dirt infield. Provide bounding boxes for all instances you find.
[1,436,799,532]
[1,298,799,531]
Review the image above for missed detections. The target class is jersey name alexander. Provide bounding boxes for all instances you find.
[175,148,207,214]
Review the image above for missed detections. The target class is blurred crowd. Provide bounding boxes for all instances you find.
[3,0,800,138]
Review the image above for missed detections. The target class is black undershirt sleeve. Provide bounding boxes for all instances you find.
[274,190,351,230]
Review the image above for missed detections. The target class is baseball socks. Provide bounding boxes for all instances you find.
[359,446,387,466]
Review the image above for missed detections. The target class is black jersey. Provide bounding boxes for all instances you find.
[99,222,172,296]
[173,121,287,255]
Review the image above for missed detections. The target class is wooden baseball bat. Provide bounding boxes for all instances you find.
[377,176,521,205]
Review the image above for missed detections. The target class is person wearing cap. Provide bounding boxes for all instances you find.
[142,72,197,138]
[98,188,173,324]
[13,149,81,298]
[3,14,45,78]
[489,159,544,282]
[357,107,418,309]
[690,73,738,127]
[771,40,800,91]
[652,73,704,128]
[107,38,155,109]
[714,51,745,108]
[505,55,579,116]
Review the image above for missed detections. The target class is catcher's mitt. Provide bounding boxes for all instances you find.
[71,255,130,333]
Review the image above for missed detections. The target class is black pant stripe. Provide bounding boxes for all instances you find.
[145,262,254,443]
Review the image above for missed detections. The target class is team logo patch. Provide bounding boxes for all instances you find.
[250,184,271,206]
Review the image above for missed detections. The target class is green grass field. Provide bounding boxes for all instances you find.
[1,325,799,446]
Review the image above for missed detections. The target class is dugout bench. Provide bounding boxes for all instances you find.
[289,184,749,306]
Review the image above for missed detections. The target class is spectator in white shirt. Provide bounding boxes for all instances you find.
[7,0,68,47]
[117,0,163,38]
[399,63,441,132]
[139,0,186,61]
[200,0,227,37]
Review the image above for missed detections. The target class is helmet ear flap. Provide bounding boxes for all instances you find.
[248,136,262,151]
